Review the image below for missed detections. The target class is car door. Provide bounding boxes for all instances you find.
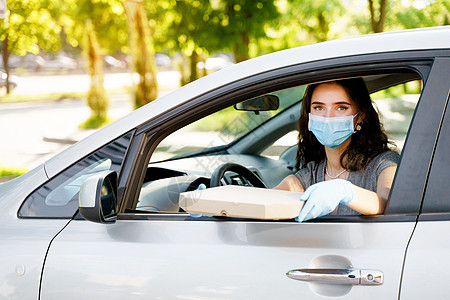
[399,58,450,299]
[39,56,442,299]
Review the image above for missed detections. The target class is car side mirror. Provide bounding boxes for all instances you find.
[234,95,279,113]
[79,170,118,223]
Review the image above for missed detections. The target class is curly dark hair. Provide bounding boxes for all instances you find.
[295,77,393,171]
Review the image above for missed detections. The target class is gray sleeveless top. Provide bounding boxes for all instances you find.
[294,150,400,215]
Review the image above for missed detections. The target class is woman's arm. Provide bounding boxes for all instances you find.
[346,166,397,215]
[274,174,305,192]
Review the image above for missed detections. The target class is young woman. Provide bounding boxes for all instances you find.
[275,78,399,222]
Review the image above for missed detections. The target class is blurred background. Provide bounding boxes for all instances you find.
[0,0,449,180]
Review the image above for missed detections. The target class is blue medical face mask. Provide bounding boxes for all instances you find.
[308,113,358,149]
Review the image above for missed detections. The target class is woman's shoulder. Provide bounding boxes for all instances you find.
[367,150,400,175]
[373,150,400,164]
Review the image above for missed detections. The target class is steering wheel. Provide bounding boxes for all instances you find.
[210,163,267,188]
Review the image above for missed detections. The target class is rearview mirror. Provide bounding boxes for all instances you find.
[79,170,118,223]
[234,95,279,112]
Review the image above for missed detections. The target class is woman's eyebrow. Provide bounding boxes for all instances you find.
[311,100,325,105]
[311,100,351,105]
[334,101,352,105]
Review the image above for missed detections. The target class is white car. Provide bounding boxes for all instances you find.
[1,26,450,299]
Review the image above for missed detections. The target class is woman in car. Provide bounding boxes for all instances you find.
[275,78,399,222]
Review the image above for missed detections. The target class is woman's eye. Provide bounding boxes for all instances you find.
[337,106,349,111]
[312,106,323,111]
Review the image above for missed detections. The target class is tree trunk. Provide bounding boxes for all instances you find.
[2,36,11,94]
[368,0,387,33]
[234,31,250,63]
[189,50,199,83]
[123,0,158,108]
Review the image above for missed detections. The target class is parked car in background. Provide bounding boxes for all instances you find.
[154,53,172,69]
[203,53,235,73]
[8,54,45,72]
[103,55,126,70]
[1,27,450,299]
[41,55,77,71]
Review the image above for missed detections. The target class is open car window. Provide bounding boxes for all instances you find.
[136,72,423,219]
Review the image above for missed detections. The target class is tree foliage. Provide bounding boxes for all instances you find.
[61,0,128,54]
[0,0,61,92]
[395,0,450,28]
[213,0,280,62]
[2,0,449,95]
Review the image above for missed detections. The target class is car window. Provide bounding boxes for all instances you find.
[18,131,133,218]
[135,73,423,218]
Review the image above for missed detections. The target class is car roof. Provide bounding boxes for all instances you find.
[45,26,450,177]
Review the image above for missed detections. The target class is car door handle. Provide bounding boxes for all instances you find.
[286,268,383,285]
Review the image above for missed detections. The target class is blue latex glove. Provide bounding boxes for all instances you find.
[188,183,213,218]
[296,179,354,222]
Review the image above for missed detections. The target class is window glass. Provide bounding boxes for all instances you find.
[372,80,422,151]
[18,132,133,218]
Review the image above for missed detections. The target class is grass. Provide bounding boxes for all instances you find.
[0,91,87,103]
[0,165,28,178]
[78,115,114,129]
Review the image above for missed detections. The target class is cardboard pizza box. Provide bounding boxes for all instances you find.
[179,185,304,220]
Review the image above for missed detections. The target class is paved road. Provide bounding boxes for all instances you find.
[0,71,181,171]
[0,94,133,170]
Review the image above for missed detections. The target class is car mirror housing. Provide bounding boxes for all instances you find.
[234,95,279,112]
[79,170,118,223]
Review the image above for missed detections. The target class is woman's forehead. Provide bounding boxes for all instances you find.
[311,83,351,102]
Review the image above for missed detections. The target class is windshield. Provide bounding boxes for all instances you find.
[150,86,305,163]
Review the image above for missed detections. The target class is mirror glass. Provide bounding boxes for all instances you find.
[234,95,279,111]
[100,175,117,220]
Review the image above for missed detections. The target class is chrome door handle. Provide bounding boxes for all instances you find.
[286,268,383,285]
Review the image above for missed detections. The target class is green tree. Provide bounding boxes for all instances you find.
[61,0,128,56]
[395,0,450,29]
[159,0,214,84]
[215,0,280,62]
[159,0,281,84]
[0,0,61,93]
[286,0,345,43]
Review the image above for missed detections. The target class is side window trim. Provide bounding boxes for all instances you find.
[388,57,449,214]
[18,131,134,219]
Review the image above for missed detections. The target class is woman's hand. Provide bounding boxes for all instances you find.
[296,179,354,222]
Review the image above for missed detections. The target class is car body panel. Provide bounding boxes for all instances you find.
[0,165,48,216]
[0,219,70,300]
[399,221,450,299]
[41,219,415,299]
[0,166,71,299]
